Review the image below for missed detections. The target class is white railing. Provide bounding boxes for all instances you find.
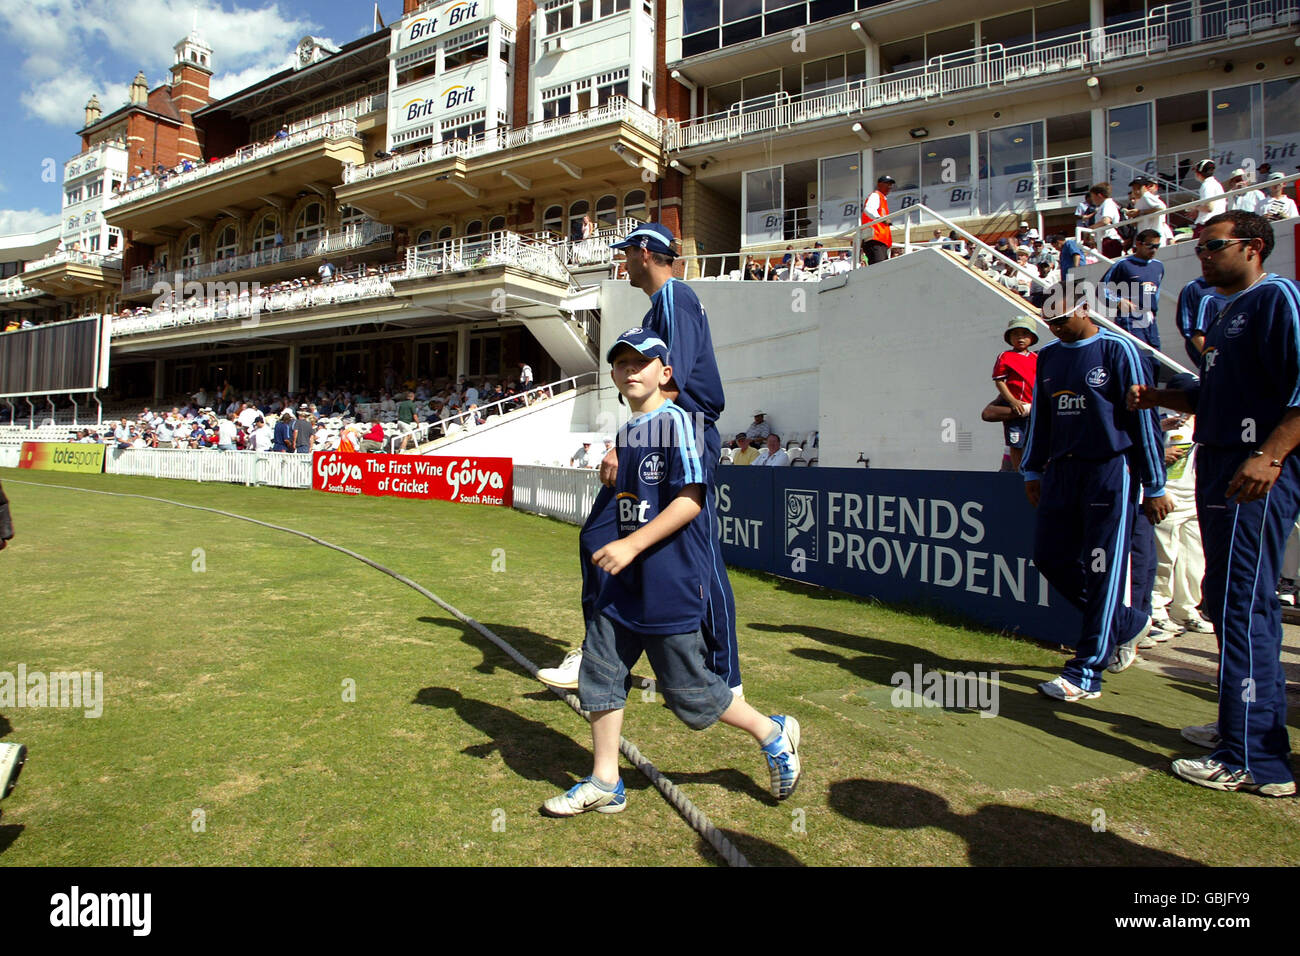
[282,93,387,135]
[1032,152,1094,204]
[664,246,855,281]
[107,119,360,208]
[104,446,313,487]
[109,271,401,337]
[1078,171,1300,237]
[343,97,663,184]
[668,0,1297,150]
[0,276,43,300]
[512,464,602,525]
[23,249,122,273]
[405,230,574,286]
[124,221,394,294]
[404,372,598,453]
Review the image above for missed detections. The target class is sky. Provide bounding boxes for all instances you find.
[0,0,406,237]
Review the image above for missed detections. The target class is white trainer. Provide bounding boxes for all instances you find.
[536,648,583,690]
[1180,721,1220,749]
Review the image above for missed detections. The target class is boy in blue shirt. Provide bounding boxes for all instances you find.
[543,329,802,816]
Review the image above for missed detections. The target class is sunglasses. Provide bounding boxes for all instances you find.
[1194,238,1249,256]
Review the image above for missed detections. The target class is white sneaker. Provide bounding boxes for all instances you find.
[1172,756,1296,797]
[1147,627,1173,644]
[1106,615,1148,673]
[1137,632,1158,649]
[1151,615,1184,635]
[541,776,627,816]
[1278,579,1298,607]
[1181,721,1220,749]
[1179,615,1215,634]
[536,649,582,690]
[1038,676,1100,701]
[0,743,26,800]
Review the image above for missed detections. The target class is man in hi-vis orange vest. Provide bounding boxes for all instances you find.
[861,174,895,265]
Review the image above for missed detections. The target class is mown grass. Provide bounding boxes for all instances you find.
[2,468,1298,866]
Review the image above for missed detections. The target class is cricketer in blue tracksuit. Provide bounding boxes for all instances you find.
[1181,274,1300,787]
[1101,248,1167,618]
[578,276,742,689]
[1176,276,1225,366]
[1023,325,1167,693]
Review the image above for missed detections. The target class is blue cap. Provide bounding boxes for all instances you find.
[609,222,677,257]
[607,327,670,365]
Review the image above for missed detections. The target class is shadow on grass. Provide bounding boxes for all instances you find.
[829,779,1201,866]
[418,615,571,680]
[653,767,774,806]
[0,822,22,855]
[413,686,593,790]
[695,828,806,867]
[754,621,1185,768]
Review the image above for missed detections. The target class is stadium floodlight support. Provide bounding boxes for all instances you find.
[852,122,871,143]
[850,20,874,47]
[1086,75,1101,101]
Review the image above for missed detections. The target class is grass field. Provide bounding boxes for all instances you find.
[2,467,1299,867]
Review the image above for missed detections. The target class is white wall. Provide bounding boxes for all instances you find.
[596,277,822,446]
[426,386,599,463]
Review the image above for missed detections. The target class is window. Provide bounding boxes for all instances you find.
[416,230,433,246]
[488,215,506,232]
[85,180,104,199]
[437,225,454,241]
[818,154,861,234]
[65,187,83,205]
[544,1,574,34]
[465,219,483,237]
[568,200,590,240]
[543,85,572,120]
[181,233,202,268]
[980,122,1044,213]
[339,205,366,229]
[442,110,486,142]
[87,235,101,252]
[543,204,564,234]
[597,70,630,105]
[214,224,238,260]
[295,202,325,242]
[743,166,783,244]
[920,134,974,218]
[252,215,279,252]
[596,194,617,226]
[622,189,647,221]
[444,32,490,70]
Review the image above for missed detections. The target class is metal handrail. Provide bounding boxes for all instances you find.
[1078,172,1300,234]
[24,249,122,273]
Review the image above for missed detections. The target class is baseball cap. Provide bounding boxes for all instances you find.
[609,222,677,258]
[1004,316,1040,345]
[876,175,896,185]
[1195,159,1216,174]
[607,327,670,365]
[1229,167,1247,179]
[1129,175,1155,187]
[1269,171,1287,181]
[1019,220,1029,227]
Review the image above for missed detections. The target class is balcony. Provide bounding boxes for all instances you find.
[667,0,1298,151]
[403,230,575,287]
[65,140,127,182]
[122,221,395,296]
[22,250,122,297]
[0,276,45,302]
[103,119,366,243]
[338,97,664,224]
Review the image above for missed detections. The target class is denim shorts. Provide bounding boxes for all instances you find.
[579,612,735,730]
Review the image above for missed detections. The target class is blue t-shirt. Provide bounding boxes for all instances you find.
[1059,239,1086,286]
[1101,255,1164,345]
[1176,277,1225,363]
[1022,329,1166,497]
[594,399,709,636]
[640,279,725,424]
[1186,275,1300,450]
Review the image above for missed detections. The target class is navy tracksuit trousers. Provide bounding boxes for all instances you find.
[1034,454,1149,693]
[1197,447,1300,786]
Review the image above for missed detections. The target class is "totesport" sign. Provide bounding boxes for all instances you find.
[18,442,105,473]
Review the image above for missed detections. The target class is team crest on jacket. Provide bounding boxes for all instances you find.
[1085,366,1109,387]
[638,452,666,484]
[1223,313,1248,338]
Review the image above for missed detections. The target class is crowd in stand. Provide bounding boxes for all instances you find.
[60,367,546,453]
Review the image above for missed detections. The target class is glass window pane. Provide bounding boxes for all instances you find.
[921,134,973,218]
[981,122,1042,214]
[744,166,783,244]
[925,24,975,61]
[1210,85,1261,171]
[1035,0,1089,39]
[873,144,919,212]
[1107,102,1154,183]
[981,10,1033,48]
[880,37,924,73]
[722,0,760,23]
[1263,78,1300,172]
[721,16,762,45]
[818,153,862,234]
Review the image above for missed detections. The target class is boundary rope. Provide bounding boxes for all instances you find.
[5,477,752,867]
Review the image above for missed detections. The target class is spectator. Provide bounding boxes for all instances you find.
[1148,403,1212,641]
[216,413,237,450]
[1226,169,1264,214]
[1100,228,1166,383]
[1262,172,1299,220]
[992,317,1039,472]
[1126,176,1174,247]
[1088,182,1124,258]
[731,433,760,466]
[251,416,273,452]
[1052,234,1086,288]
[861,175,895,265]
[318,259,335,282]
[753,434,791,466]
[1015,220,1039,245]
[396,391,419,452]
[273,411,294,452]
[746,410,771,443]
[518,361,533,392]
[275,125,289,141]
[1192,159,1225,237]
[570,441,594,468]
[293,409,313,453]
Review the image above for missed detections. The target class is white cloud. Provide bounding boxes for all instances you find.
[0,208,61,236]
[0,0,319,129]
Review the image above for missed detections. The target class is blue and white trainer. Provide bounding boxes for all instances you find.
[0,742,26,800]
[762,715,802,800]
[542,776,627,816]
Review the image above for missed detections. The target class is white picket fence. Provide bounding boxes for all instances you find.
[105,447,313,488]
[511,465,602,526]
